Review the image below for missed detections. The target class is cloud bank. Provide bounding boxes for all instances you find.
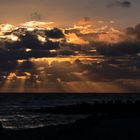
[0,20,140,60]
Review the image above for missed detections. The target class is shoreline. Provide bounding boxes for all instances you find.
[1,100,140,139]
[1,115,140,140]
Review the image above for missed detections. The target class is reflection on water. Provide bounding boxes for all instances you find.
[0,113,87,129]
[0,55,140,93]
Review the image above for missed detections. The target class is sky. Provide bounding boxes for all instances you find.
[0,0,139,29]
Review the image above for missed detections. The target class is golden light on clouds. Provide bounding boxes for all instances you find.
[97,27,124,43]
[25,48,32,52]
[66,33,89,45]
[37,35,46,43]
[20,21,55,29]
[0,18,125,45]
[10,34,19,41]
[0,24,15,32]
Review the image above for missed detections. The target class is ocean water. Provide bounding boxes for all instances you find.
[0,94,139,130]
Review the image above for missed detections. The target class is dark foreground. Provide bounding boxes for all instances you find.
[1,116,140,140]
[1,100,140,140]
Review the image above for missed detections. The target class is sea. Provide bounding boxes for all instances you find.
[0,93,139,130]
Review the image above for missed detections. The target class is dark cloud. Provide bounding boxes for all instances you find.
[2,21,140,60]
[107,1,132,8]
[125,23,140,41]
[5,35,58,51]
[88,23,140,56]
[4,27,65,50]
[96,41,140,56]
[0,27,65,60]
[45,28,65,39]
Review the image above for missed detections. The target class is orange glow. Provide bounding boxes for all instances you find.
[66,33,89,45]
[97,28,124,43]
[10,34,19,41]
[63,19,124,44]
[20,21,55,29]
[0,20,124,44]
[28,55,103,65]
[37,35,46,43]
[0,24,15,32]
